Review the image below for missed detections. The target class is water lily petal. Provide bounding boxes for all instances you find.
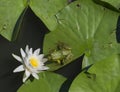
[32,73,39,80]
[23,70,31,82]
[34,48,40,55]
[38,66,49,71]
[25,69,30,77]
[13,65,24,72]
[42,66,49,70]
[12,54,22,63]
[13,45,49,83]
[42,58,48,63]
[29,48,33,55]
[38,54,44,60]
[20,48,26,58]
[25,45,29,54]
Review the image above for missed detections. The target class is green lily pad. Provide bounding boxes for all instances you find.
[18,72,66,92]
[69,54,120,92]
[0,0,68,40]
[0,0,25,40]
[44,0,119,70]
[94,0,120,10]
[29,0,68,31]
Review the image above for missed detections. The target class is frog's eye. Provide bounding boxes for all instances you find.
[57,41,72,50]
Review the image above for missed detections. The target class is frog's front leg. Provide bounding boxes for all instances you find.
[66,53,73,61]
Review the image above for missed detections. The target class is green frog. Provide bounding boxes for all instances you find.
[47,42,73,65]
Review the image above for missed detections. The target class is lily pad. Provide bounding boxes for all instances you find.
[0,0,25,40]
[94,0,120,10]
[18,72,66,92]
[0,0,68,40]
[69,55,120,92]
[29,0,68,31]
[44,0,119,70]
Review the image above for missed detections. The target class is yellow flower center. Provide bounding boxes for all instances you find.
[29,57,39,67]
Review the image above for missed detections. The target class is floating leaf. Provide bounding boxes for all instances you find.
[0,0,68,40]
[94,0,120,11]
[69,55,120,92]
[44,0,119,70]
[18,72,66,92]
[29,0,68,31]
[0,0,26,40]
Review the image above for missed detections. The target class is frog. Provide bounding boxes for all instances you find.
[47,42,73,65]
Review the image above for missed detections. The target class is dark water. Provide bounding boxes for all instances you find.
[116,16,120,43]
[0,8,46,92]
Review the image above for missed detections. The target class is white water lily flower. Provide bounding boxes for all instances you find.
[12,45,49,82]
